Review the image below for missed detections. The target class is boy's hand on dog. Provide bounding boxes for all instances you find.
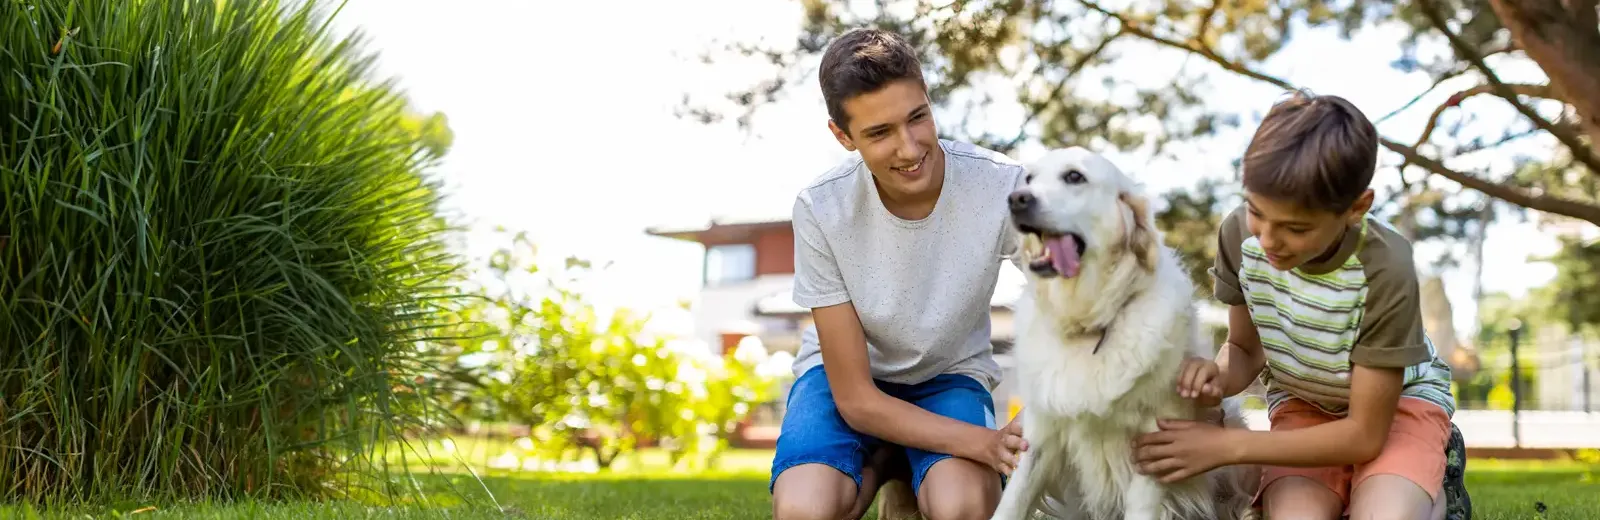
[1176,356,1224,407]
[1131,419,1241,483]
[980,414,1028,476]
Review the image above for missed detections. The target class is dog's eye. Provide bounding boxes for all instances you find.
[1024,173,1035,183]
[1063,170,1086,184]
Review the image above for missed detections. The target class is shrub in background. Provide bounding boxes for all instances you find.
[437,232,790,471]
[0,0,462,503]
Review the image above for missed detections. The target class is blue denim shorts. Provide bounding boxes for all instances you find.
[768,365,999,495]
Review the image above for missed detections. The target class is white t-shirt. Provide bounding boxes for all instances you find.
[789,139,1026,391]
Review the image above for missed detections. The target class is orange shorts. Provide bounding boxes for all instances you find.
[1254,397,1451,510]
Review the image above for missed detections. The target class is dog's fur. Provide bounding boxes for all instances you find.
[990,147,1256,520]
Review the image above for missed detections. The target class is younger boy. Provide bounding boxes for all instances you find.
[768,27,1029,520]
[1130,91,1470,520]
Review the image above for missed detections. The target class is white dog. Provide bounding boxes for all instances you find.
[989,147,1255,520]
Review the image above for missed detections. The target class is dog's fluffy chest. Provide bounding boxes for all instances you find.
[1012,308,1192,423]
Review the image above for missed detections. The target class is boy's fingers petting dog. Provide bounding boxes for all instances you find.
[981,428,1025,476]
[1003,415,1024,434]
[1155,418,1204,431]
[1135,456,1187,477]
[1001,415,1027,450]
[1003,432,1025,452]
[1155,467,1199,484]
[1132,440,1176,465]
[1177,359,1202,397]
[1157,463,1206,484]
[1178,358,1218,399]
[1176,361,1195,397]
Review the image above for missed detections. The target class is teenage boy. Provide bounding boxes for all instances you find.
[768,27,1029,520]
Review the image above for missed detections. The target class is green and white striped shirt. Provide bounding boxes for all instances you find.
[1210,205,1456,417]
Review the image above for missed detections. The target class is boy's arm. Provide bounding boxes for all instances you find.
[790,196,999,463]
[1208,205,1267,397]
[1213,304,1267,398]
[812,303,1000,460]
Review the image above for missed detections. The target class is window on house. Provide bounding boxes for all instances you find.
[705,244,756,286]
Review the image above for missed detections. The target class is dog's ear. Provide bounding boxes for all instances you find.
[1118,191,1160,271]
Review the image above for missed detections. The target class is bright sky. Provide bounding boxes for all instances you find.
[330,0,1574,338]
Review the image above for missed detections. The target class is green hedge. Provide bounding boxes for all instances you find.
[1,0,463,503]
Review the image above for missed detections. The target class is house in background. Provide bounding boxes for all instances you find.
[645,216,804,356]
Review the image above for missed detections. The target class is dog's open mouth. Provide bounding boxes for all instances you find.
[1018,224,1086,278]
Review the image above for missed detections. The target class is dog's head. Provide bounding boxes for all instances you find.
[1008,147,1159,279]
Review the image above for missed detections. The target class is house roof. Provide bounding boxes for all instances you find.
[644,216,793,244]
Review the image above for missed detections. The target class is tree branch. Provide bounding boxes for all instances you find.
[1079,0,1295,92]
[1382,139,1600,226]
[1490,0,1600,148]
[1416,0,1600,173]
[1195,0,1223,43]
[1375,40,1520,125]
[1072,0,1600,226]
[1415,83,1555,147]
[999,32,1123,151]
[1452,126,1544,156]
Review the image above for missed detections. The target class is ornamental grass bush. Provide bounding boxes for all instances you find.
[0,0,464,503]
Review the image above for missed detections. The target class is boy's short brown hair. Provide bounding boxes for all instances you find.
[1242,90,1379,213]
[818,28,926,135]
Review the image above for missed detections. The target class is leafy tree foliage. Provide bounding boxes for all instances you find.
[685,0,1600,230]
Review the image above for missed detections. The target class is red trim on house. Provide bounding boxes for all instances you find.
[645,220,792,246]
[753,228,794,275]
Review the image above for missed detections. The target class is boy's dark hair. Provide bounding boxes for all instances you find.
[1242,90,1378,213]
[818,28,926,136]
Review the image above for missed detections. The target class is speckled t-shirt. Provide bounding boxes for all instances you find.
[789,139,1026,391]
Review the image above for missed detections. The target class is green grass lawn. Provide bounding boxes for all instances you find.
[5,450,1596,519]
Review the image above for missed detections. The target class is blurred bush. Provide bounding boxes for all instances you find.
[436,232,790,471]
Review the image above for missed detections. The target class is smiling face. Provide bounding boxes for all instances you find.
[1243,189,1371,271]
[1007,147,1154,278]
[828,79,945,204]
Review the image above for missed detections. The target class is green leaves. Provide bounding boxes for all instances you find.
[1539,238,1600,333]
[1,0,464,504]
[438,233,789,472]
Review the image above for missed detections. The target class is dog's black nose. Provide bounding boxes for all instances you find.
[1008,190,1035,213]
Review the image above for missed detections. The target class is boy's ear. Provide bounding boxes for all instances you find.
[827,120,856,152]
[1346,188,1375,225]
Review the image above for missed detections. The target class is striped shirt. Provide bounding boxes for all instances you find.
[1210,205,1456,417]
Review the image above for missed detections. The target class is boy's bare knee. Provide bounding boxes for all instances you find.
[1348,474,1434,520]
[1262,476,1343,520]
[918,492,992,520]
[916,458,1000,520]
[773,464,858,520]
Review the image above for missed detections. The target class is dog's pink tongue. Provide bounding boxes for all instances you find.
[1046,236,1081,278]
